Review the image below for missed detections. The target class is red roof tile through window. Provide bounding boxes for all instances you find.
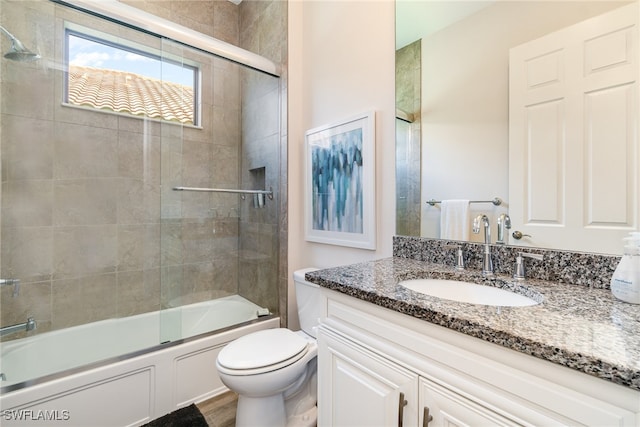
[67,65,194,125]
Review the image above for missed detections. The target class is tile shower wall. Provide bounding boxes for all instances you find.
[0,0,285,335]
[238,0,287,320]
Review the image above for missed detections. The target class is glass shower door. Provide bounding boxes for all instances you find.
[158,37,282,343]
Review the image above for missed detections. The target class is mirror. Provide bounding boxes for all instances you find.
[396,0,634,255]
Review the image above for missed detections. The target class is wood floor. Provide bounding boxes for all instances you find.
[196,391,238,427]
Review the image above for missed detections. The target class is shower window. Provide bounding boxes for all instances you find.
[63,25,200,125]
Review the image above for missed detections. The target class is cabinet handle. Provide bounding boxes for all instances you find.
[423,406,434,427]
[398,392,408,427]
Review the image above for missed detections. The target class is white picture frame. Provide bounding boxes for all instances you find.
[304,111,376,250]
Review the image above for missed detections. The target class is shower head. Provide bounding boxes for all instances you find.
[0,25,40,62]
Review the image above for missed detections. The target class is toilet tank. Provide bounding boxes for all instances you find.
[293,268,321,338]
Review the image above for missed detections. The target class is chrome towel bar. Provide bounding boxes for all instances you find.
[173,186,273,200]
[426,197,502,206]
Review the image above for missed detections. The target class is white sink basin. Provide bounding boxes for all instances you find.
[398,279,540,307]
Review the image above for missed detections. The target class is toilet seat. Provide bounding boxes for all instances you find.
[217,329,310,375]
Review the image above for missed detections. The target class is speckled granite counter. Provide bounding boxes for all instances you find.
[305,257,640,391]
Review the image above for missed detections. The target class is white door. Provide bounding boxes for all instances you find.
[317,327,419,427]
[509,2,639,254]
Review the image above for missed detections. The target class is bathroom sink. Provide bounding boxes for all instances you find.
[398,279,540,307]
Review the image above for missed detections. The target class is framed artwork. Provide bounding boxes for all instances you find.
[304,111,376,250]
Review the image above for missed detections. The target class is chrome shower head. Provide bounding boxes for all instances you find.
[0,25,40,62]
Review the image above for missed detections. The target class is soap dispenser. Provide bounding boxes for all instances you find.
[610,232,640,304]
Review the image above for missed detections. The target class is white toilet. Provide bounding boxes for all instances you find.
[216,268,320,427]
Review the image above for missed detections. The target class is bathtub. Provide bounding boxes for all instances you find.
[0,295,279,426]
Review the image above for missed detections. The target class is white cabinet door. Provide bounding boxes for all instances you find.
[418,377,523,427]
[509,2,639,254]
[318,327,419,427]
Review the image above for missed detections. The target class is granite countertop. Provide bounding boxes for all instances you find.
[305,257,640,391]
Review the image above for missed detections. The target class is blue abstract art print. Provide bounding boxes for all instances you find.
[304,111,376,250]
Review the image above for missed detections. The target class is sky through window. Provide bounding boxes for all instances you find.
[68,33,195,87]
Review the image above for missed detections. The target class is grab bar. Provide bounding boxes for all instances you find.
[0,278,20,297]
[173,186,273,200]
[0,316,36,337]
[426,197,502,206]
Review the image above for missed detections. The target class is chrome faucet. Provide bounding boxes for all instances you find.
[496,213,511,244]
[472,214,494,276]
[444,244,465,271]
[0,316,36,337]
[513,252,544,280]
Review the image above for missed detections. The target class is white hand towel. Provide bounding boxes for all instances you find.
[440,199,470,240]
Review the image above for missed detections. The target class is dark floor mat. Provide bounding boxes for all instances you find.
[142,404,208,427]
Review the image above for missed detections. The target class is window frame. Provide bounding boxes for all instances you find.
[63,24,201,126]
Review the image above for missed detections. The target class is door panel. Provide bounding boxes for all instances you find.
[509,3,638,254]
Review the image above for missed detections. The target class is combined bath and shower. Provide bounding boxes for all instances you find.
[0,25,40,62]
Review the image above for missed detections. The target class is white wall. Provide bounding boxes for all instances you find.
[287,0,396,328]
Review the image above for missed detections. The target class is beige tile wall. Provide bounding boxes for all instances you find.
[237,0,288,324]
[0,0,286,337]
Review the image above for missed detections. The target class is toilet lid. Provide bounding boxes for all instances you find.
[217,328,309,370]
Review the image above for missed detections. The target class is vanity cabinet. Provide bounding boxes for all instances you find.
[319,327,528,427]
[317,289,640,426]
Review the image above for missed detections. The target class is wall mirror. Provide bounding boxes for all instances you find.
[396,0,636,255]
